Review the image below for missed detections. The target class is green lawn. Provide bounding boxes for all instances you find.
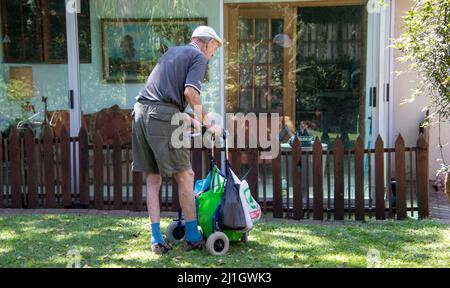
[0,215,449,268]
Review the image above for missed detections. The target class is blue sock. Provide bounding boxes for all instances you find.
[185,220,202,244]
[150,223,165,245]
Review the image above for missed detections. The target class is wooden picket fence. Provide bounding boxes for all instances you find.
[0,125,429,220]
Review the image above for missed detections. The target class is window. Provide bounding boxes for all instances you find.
[296,6,364,148]
[1,0,91,63]
[225,6,297,118]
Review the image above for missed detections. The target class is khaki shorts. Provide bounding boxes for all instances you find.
[131,100,191,176]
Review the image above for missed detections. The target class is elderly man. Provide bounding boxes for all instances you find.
[131,26,222,255]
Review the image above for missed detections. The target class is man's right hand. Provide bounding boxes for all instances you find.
[206,124,222,137]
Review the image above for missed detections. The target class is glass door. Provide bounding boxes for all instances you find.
[78,0,222,144]
[0,0,83,207]
[366,0,392,149]
[0,0,75,138]
[225,5,297,124]
[296,5,366,150]
[366,2,381,150]
[74,0,222,208]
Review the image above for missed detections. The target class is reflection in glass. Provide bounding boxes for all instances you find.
[255,66,267,86]
[49,15,67,60]
[239,19,253,40]
[270,87,283,112]
[256,87,268,110]
[239,43,254,64]
[271,19,284,38]
[271,44,283,64]
[239,89,253,111]
[296,6,363,149]
[236,14,288,114]
[255,19,268,40]
[271,66,283,86]
[273,33,293,48]
[255,43,268,63]
[240,65,253,87]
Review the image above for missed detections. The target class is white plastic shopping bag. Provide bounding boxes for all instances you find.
[228,167,261,232]
[239,180,261,224]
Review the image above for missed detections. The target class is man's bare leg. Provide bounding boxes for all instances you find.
[146,172,169,252]
[173,169,203,247]
[173,169,196,221]
[146,173,162,223]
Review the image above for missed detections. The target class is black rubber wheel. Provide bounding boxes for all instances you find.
[166,221,186,244]
[206,232,229,256]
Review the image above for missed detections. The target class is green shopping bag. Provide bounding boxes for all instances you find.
[196,165,242,242]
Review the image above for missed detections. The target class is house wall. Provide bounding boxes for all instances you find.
[428,116,450,180]
[392,0,450,180]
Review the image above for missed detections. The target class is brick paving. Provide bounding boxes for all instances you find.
[429,182,450,223]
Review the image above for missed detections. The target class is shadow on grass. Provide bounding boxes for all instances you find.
[0,215,448,268]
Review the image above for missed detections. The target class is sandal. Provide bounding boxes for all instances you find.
[151,242,172,255]
[183,238,205,252]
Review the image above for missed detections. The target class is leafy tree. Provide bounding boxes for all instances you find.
[394,0,450,119]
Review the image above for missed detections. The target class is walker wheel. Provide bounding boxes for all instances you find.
[166,221,186,244]
[206,232,229,256]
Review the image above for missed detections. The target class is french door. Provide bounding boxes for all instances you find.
[225,2,375,149]
[225,5,297,125]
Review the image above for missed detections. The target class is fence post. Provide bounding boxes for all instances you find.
[231,148,241,178]
[192,147,203,183]
[354,136,365,221]
[60,126,72,208]
[42,126,56,208]
[214,145,222,171]
[333,137,344,220]
[248,148,259,202]
[416,133,429,219]
[313,137,323,220]
[375,135,386,220]
[292,138,303,220]
[272,142,283,218]
[395,134,407,220]
[9,126,21,208]
[132,172,143,211]
[25,127,38,209]
[113,133,123,209]
[0,134,3,208]
[93,133,104,210]
[172,178,180,212]
[78,126,89,207]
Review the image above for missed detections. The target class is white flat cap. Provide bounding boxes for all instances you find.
[192,26,223,47]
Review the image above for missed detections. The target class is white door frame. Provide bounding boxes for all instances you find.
[220,0,226,170]
[65,0,82,194]
[388,0,395,148]
[367,0,392,148]
[377,0,393,147]
[366,3,380,149]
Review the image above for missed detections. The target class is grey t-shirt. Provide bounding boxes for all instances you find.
[137,44,208,111]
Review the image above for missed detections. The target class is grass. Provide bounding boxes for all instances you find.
[0,214,449,268]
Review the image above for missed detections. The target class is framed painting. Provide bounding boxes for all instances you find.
[101,18,207,83]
